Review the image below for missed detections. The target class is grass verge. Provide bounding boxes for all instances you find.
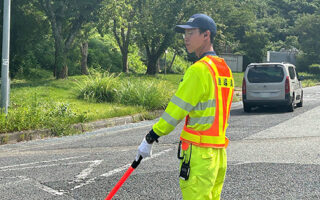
[2,71,317,140]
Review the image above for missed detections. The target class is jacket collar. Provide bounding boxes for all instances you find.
[199,51,217,59]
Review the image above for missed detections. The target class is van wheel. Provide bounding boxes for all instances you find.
[287,95,295,112]
[297,92,303,107]
[243,103,251,112]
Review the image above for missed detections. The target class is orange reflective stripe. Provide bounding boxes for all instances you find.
[180,137,227,148]
[199,59,220,136]
[210,57,230,135]
[225,67,234,132]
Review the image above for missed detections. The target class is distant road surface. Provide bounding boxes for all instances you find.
[0,86,319,200]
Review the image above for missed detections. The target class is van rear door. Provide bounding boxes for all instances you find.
[246,65,285,101]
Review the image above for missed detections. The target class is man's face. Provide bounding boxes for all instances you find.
[183,28,204,54]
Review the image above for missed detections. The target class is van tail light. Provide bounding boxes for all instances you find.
[242,78,246,95]
[285,76,290,94]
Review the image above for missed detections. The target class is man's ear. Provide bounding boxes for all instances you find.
[204,30,210,38]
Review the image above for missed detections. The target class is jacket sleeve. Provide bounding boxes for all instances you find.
[152,65,205,137]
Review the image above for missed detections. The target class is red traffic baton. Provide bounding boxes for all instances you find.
[105,156,143,200]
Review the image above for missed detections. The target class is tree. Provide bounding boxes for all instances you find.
[241,31,270,66]
[38,0,103,79]
[99,0,137,73]
[135,0,204,75]
[78,24,93,75]
[5,0,52,78]
[295,14,320,65]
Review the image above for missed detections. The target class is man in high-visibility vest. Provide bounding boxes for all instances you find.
[136,13,234,200]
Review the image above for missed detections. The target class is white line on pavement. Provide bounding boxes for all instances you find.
[72,148,173,191]
[0,160,100,172]
[33,180,65,196]
[74,160,103,183]
[0,124,154,154]
[1,176,66,197]
[0,156,85,170]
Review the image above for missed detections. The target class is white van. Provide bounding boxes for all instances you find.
[242,62,303,112]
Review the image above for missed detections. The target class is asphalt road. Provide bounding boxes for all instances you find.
[0,86,319,200]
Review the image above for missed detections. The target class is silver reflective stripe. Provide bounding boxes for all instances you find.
[161,112,181,127]
[193,99,216,111]
[188,116,214,126]
[170,95,194,112]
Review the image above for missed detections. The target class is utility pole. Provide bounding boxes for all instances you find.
[164,50,167,75]
[1,0,11,114]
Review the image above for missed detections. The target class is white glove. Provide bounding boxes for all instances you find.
[136,138,153,161]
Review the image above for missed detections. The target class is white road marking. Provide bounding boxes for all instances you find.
[0,160,99,172]
[32,180,65,196]
[0,176,65,196]
[0,159,102,196]
[101,148,173,178]
[0,176,29,187]
[74,160,103,183]
[0,123,154,154]
[0,148,173,195]
[0,156,85,170]
[72,148,173,191]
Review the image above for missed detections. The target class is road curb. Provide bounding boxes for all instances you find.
[0,110,164,145]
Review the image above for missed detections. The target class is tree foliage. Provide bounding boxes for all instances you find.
[98,0,138,73]
[294,14,320,65]
[37,0,103,79]
[2,0,320,79]
[135,0,207,74]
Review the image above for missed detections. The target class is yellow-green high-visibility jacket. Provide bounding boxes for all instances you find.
[153,55,233,140]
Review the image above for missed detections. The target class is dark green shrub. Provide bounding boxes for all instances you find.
[296,53,311,72]
[164,50,191,74]
[128,44,147,73]
[88,36,122,72]
[309,64,320,74]
[15,68,53,80]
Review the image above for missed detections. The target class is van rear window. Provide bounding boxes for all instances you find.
[247,65,284,83]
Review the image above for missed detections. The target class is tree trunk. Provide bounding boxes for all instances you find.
[146,55,158,75]
[168,53,176,72]
[80,41,89,75]
[112,19,131,73]
[54,36,68,79]
[122,49,129,73]
[157,58,160,73]
[59,65,68,79]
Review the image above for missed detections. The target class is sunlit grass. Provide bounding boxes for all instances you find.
[3,70,317,137]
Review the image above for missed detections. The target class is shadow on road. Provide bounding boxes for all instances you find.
[230,106,298,116]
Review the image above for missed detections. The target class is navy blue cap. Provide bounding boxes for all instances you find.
[175,14,217,37]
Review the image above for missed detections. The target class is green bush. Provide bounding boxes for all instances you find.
[296,53,311,72]
[309,64,320,74]
[77,70,119,102]
[46,102,80,136]
[0,100,84,136]
[67,45,81,76]
[77,72,173,110]
[116,79,171,110]
[128,44,147,73]
[88,35,122,72]
[166,51,191,74]
[15,68,53,80]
